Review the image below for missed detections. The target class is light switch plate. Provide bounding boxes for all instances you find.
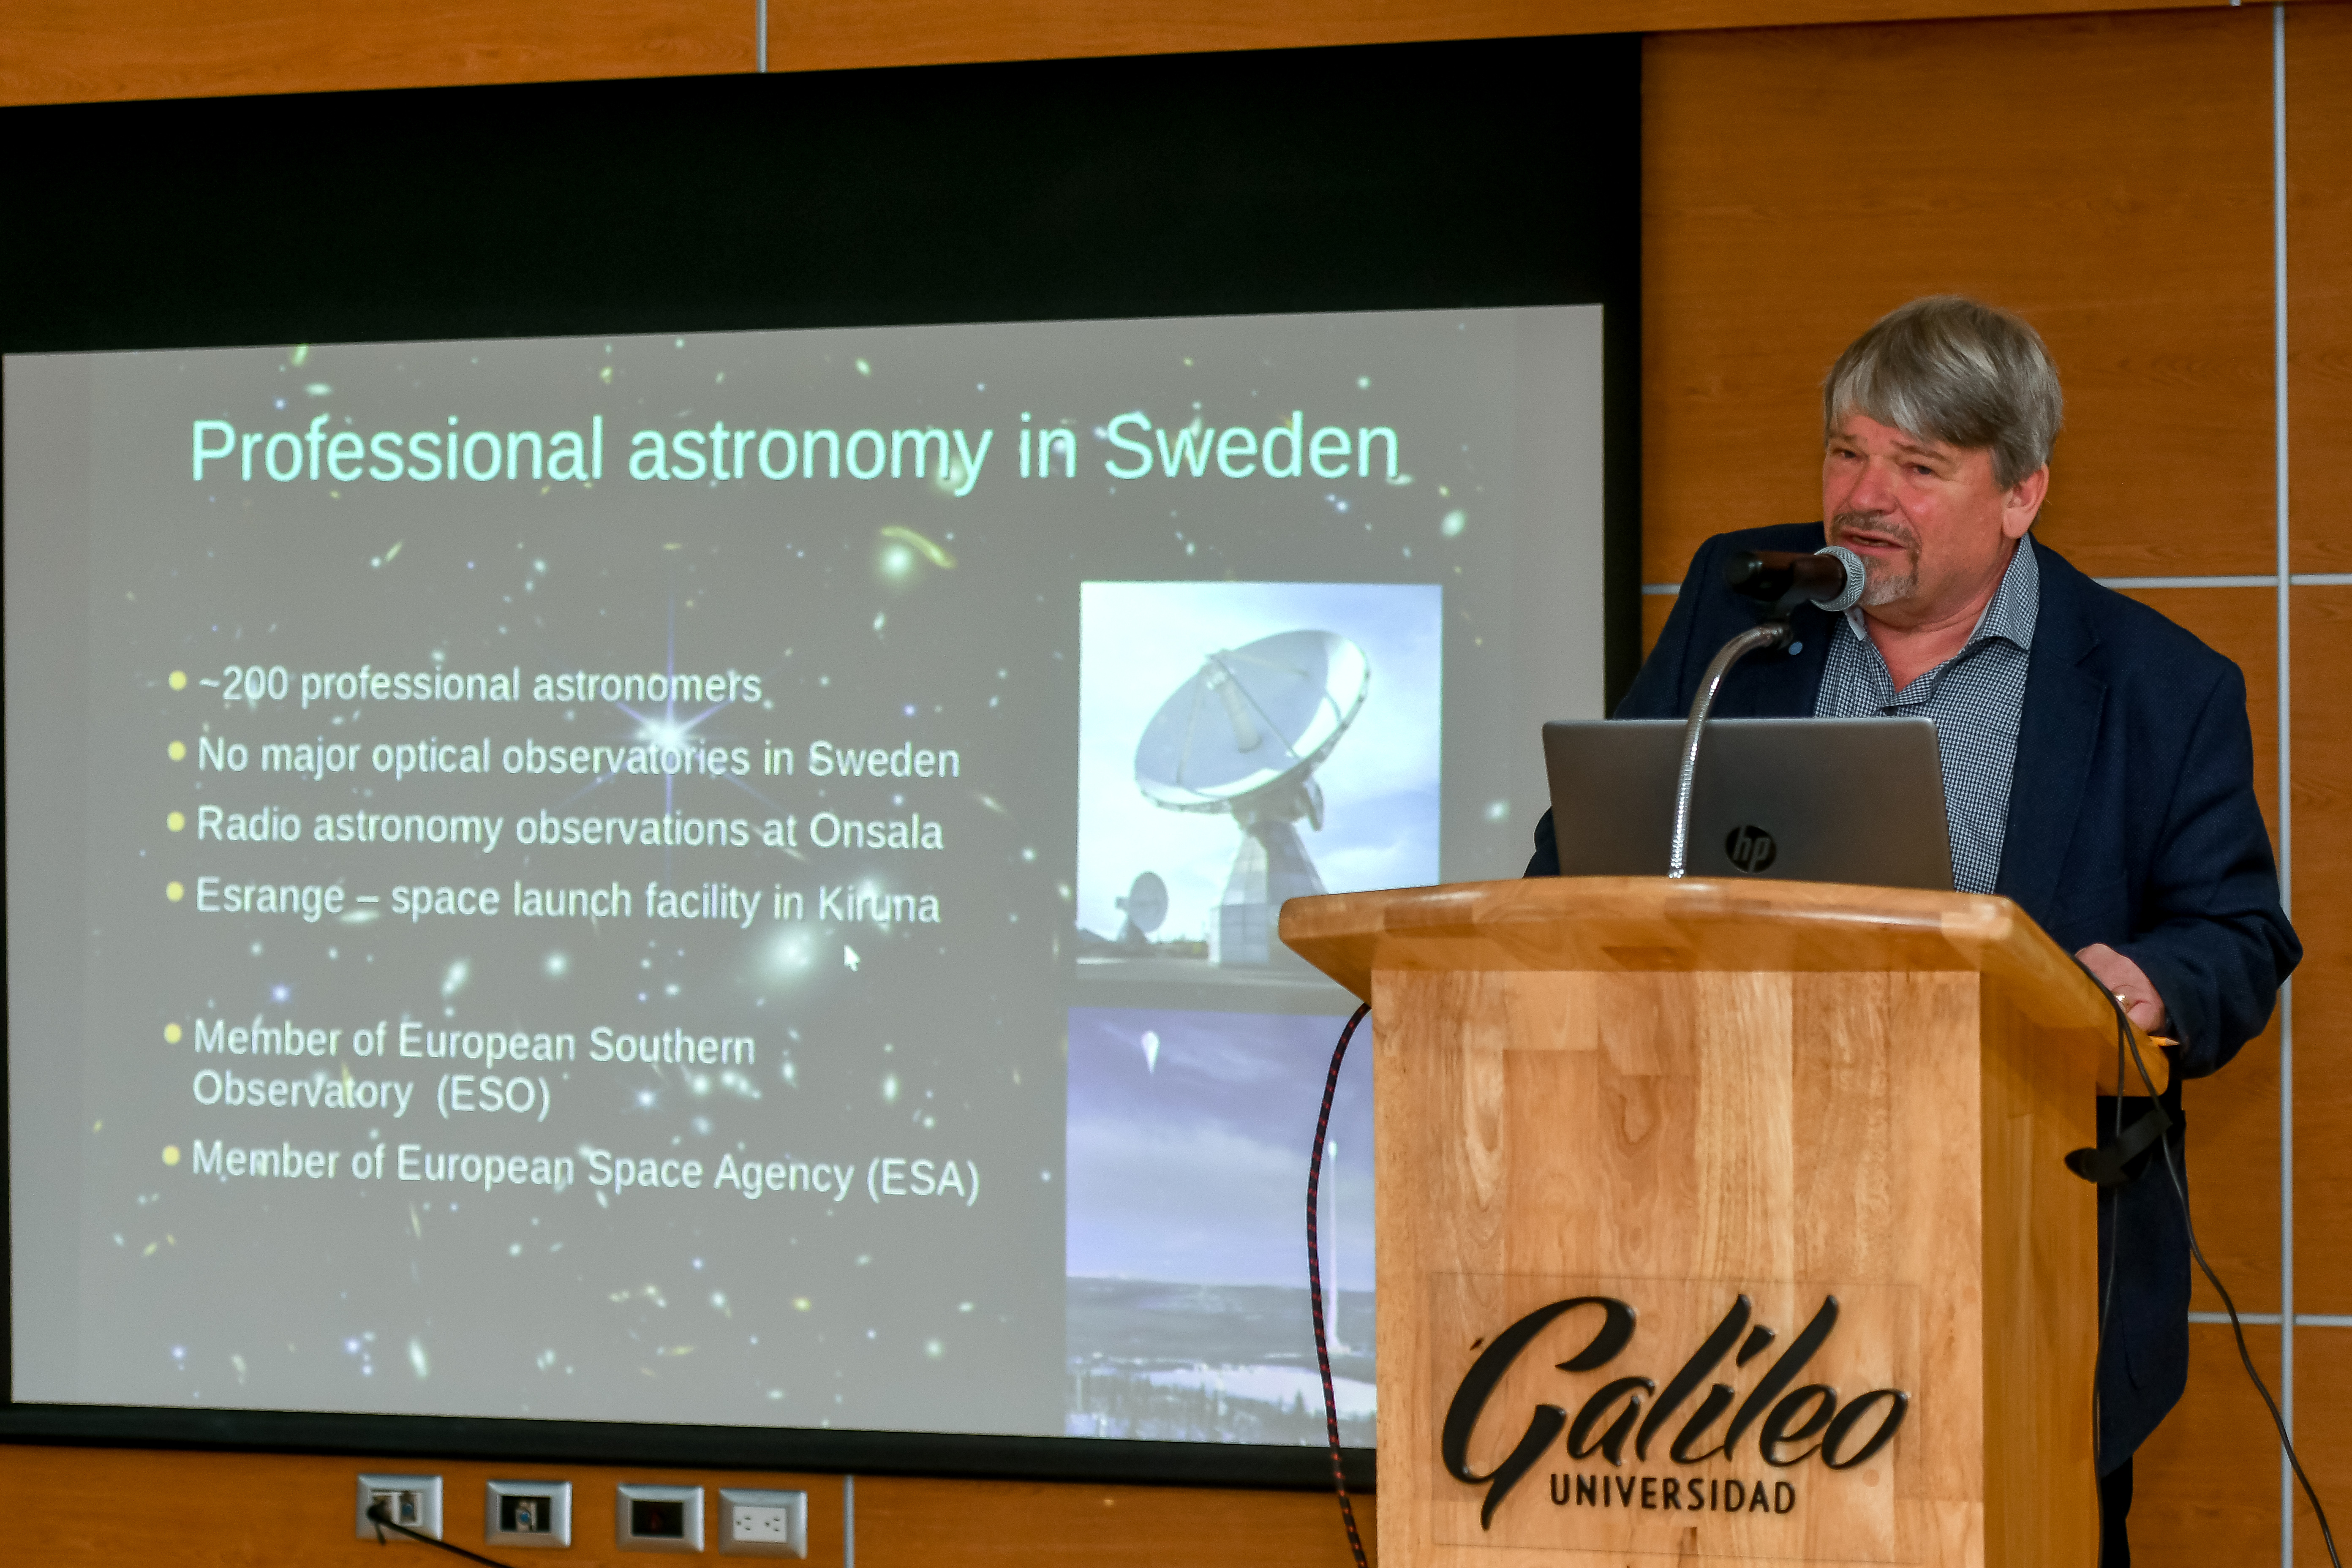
[485,1479,574,1548]
[617,1484,705,1553]
[718,1489,808,1557]
[355,1474,444,1541]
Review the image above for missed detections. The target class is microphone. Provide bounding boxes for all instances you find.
[1665,544,1865,879]
[1723,545,1866,614]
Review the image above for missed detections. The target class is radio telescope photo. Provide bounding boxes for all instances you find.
[1075,580,1442,988]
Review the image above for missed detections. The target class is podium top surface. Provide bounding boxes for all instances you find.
[1282,877,2157,1073]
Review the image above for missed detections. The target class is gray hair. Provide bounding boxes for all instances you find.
[1822,296,2063,489]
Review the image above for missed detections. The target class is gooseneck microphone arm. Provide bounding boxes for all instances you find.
[1665,544,1866,880]
[1668,621,1792,878]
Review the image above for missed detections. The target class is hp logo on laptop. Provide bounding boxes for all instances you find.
[1724,825,1778,874]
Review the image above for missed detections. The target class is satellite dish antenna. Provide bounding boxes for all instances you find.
[1115,871,1168,947]
[1132,629,1370,966]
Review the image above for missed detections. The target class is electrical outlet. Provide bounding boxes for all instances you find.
[354,1474,444,1541]
[736,1507,792,1541]
[718,1489,807,1557]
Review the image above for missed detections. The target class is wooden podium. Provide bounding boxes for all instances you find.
[1281,877,2166,1568]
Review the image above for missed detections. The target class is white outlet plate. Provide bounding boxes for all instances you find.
[617,1484,705,1553]
[355,1474,444,1541]
[718,1489,808,1557]
[486,1478,574,1549]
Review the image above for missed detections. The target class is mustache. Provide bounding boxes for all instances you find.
[1829,512,1920,552]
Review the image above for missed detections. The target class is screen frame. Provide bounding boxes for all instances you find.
[0,33,1641,1489]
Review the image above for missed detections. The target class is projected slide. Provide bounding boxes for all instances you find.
[4,307,1605,1444]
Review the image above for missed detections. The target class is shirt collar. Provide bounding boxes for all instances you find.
[1841,534,2040,651]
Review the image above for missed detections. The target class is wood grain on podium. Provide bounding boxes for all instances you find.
[1287,877,2127,1566]
[1642,10,2276,585]
[1287,876,2163,1090]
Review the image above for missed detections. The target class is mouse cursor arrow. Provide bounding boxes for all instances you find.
[843,945,861,972]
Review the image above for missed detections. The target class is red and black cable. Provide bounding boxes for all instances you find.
[1307,1001,1372,1568]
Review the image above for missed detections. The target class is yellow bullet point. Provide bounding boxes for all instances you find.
[167,811,186,832]
[166,881,185,902]
[164,1023,182,1044]
[162,1145,181,1166]
[169,670,187,691]
[168,740,186,761]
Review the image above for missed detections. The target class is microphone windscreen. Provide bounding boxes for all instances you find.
[1814,544,1866,613]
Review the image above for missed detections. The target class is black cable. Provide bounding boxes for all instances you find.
[1307,1001,1372,1568]
[2092,1012,2123,1568]
[366,1501,520,1568]
[2099,985,2341,1568]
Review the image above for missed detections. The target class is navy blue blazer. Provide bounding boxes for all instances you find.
[1527,523,2300,1470]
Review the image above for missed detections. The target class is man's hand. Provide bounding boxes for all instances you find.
[2075,942,2171,1037]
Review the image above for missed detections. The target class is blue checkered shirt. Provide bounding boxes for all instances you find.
[1813,540,2038,894]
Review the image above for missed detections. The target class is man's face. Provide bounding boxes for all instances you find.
[1821,413,2047,626]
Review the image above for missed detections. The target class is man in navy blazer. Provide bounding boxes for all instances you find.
[1527,298,2297,1565]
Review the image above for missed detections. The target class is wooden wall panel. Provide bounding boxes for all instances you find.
[2292,587,2352,1305]
[1642,10,2276,585]
[2288,3,2352,572]
[0,1447,846,1565]
[0,1448,1377,1567]
[2132,1324,2284,1567]
[2291,1326,2352,1567]
[2179,1018,2284,1316]
[856,1475,1374,1566]
[762,0,2222,75]
[0,0,2261,106]
[0,0,751,106]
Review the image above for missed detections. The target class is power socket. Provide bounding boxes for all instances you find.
[737,1507,792,1542]
[718,1489,807,1557]
[354,1474,444,1541]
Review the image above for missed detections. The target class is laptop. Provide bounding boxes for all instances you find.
[1540,717,1956,890]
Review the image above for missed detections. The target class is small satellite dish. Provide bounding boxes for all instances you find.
[1132,630,1370,967]
[1115,871,1168,946]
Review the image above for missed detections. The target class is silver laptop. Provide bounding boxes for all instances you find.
[1540,718,1955,890]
